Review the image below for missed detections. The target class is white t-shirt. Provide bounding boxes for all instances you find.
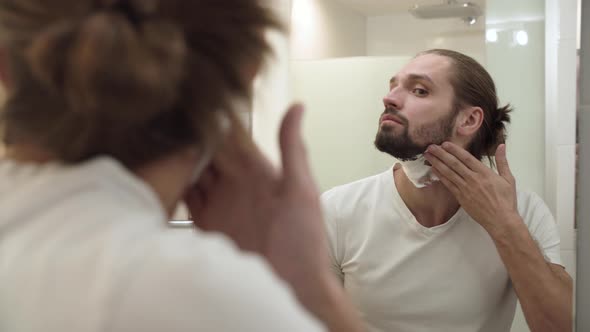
[321,167,562,332]
[0,157,325,332]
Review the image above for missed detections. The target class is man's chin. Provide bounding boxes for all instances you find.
[374,143,423,162]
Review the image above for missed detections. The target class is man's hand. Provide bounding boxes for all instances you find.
[184,104,330,279]
[424,142,520,235]
[425,142,573,331]
[184,104,365,332]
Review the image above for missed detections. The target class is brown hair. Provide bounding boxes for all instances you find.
[0,0,281,168]
[418,49,512,164]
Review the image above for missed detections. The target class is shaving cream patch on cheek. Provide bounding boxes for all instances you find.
[189,112,232,185]
[189,97,250,186]
[399,154,440,188]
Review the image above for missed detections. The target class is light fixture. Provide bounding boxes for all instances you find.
[463,16,477,25]
[410,1,483,19]
[409,1,483,26]
[486,29,498,42]
[515,30,529,46]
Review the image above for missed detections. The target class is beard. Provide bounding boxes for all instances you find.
[374,107,458,161]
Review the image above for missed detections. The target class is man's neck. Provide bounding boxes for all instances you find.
[393,165,460,228]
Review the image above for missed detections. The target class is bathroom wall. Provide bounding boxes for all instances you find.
[251,0,294,166]
[292,56,410,191]
[484,1,555,329]
[290,0,366,60]
[366,11,486,64]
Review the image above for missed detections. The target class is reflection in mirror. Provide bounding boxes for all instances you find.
[291,0,486,192]
[289,0,576,331]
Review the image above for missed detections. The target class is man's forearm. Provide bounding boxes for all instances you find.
[487,215,573,332]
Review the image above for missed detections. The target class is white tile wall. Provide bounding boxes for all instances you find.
[366,12,486,63]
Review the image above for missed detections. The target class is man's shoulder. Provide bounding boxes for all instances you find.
[107,230,325,331]
[512,189,559,243]
[515,189,552,218]
[322,169,391,201]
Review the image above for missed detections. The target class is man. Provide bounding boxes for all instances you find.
[321,49,573,332]
[0,1,365,331]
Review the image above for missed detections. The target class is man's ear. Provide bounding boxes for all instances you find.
[456,106,484,137]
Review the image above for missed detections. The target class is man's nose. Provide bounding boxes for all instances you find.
[383,87,403,110]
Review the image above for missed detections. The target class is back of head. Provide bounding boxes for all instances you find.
[418,49,512,162]
[0,0,281,168]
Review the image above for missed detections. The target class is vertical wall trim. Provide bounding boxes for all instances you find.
[576,0,590,329]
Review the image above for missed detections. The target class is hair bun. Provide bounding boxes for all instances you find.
[495,104,512,123]
[491,104,512,146]
[26,4,186,125]
[1,0,281,167]
[99,0,158,26]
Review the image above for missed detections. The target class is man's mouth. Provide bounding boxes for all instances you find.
[380,113,404,125]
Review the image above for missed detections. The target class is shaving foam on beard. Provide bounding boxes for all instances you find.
[398,154,440,188]
[189,98,249,185]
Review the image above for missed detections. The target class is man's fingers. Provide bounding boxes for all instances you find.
[495,144,514,181]
[211,115,255,173]
[425,150,468,188]
[440,142,488,173]
[195,166,217,191]
[184,187,205,223]
[211,113,276,180]
[430,166,461,197]
[279,104,314,187]
[426,144,473,180]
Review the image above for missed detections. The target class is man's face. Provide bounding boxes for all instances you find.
[374,54,459,161]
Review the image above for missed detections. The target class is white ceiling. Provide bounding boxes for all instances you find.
[331,0,486,16]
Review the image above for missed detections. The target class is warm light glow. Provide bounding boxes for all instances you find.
[433,37,445,46]
[291,0,320,57]
[292,0,317,37]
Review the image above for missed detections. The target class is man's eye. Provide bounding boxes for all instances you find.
[413,88,428,96]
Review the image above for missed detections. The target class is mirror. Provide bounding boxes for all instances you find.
[287,0,577,331]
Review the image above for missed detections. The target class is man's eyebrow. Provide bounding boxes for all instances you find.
[408,74,435,85]
[389,74,435,85]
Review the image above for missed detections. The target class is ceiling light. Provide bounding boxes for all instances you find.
[464,16,477,25]
[409,2,483,19]
[486,29,498,42]
[515,30,529,45]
